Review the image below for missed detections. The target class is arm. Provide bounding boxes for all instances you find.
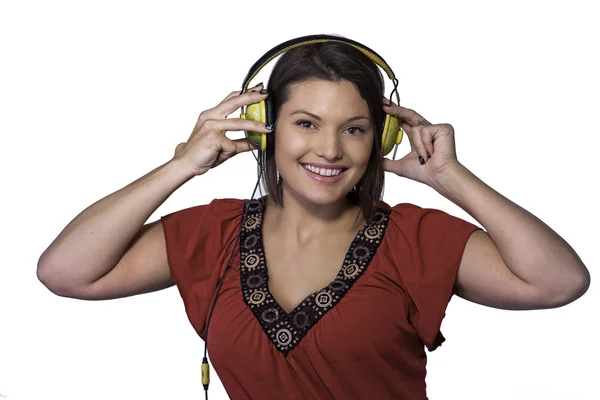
[434,163,590,310]
[37,159,195,299]
[36,86,271,300]
[381,102,590,310]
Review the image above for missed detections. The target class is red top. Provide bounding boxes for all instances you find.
[161,197,480,400]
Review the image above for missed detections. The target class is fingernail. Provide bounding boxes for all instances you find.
[260,88,268,95]
[265,124,273,130]
[426,151,431,159]
[254,82,263,87]
[419,156,425,165]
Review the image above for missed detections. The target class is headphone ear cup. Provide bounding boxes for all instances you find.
[244,100,267,150]
[381,114,402,156]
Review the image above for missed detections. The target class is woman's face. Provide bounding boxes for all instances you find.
[274,79,374,206]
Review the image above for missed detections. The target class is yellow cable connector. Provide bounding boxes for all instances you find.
[202,357,210,391]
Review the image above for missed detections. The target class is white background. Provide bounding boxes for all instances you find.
[1,1,598,399]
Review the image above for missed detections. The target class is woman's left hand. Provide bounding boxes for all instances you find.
[383,100,461,187]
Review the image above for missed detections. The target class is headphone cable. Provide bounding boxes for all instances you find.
[202,167,263,399]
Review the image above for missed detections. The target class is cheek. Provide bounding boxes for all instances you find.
[350,137,374,167]
[273,131,292,170]
[274,128,307,158]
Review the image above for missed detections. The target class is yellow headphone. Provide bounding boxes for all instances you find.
[239,34,403,157]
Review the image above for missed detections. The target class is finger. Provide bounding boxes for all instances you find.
[383,102,426,127]
[220,82,264,103]
[203,118,274,136]
[220,90,242,103]
[419,127,434,159]
[216,89,270,119]
[195,87,270,134]
[383,97,424,144]
[399,120,414,151]
[407,125,429,165]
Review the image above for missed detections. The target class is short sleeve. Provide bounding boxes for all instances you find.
[385,203,482,351]
[160,198,245,339]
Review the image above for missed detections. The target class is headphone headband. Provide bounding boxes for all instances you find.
[239,34,403,159]
[241,34,397,94]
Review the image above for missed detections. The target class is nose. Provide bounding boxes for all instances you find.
[314,130,343,161]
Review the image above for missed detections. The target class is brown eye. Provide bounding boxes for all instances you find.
[347,126,366,135]
[296,120,315,129]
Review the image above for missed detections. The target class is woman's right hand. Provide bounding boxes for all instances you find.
[171,83,273,176]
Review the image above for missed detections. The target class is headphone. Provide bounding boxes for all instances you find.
[239,34,404,157]
[202,34,403,398]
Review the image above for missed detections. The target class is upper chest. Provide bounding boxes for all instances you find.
[235,199,398,354]
[262,228,358,313]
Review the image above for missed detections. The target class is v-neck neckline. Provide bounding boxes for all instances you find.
[239,198,391,355]
[261,199,368,315]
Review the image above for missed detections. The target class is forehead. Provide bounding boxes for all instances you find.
[281,79,369,115]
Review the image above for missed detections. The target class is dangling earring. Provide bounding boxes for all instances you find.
[276,167,281,184]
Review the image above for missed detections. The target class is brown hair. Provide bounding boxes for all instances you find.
[259,42,386,221]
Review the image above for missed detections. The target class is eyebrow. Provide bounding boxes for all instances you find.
[290,110,371,123]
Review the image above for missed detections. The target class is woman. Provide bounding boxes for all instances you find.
[37,39,590,399]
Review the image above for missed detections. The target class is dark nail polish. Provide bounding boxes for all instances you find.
[254,82,263,87]
[426,151,431,159]
[260,88,268,95]
[419,156,425,165]
[265,124,273,130]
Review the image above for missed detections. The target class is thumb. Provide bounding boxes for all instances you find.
[212,138,238,166]
[220,137,238,157]
[383,158,398,174]
[385,150,425,179]
[384,152,415,177]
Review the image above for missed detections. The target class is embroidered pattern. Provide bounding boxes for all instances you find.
[239,198,391,355]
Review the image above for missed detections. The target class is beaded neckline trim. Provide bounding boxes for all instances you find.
[239,198,391,355]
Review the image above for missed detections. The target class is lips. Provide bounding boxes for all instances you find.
[300,163,348,176]
[300,162,348,184]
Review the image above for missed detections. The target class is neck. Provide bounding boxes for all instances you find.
[264,187,364,244]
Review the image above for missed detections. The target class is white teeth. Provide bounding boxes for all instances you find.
[303,164,343,177]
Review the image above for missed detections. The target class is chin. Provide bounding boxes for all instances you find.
[300,190,349,207]
[283,167,358,207]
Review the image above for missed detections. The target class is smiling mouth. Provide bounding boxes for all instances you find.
[300,162,348,178]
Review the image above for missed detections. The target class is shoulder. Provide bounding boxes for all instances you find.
[161,197,247,223]
[381,200,454,217]
[380,201,459,226]
[204,197,247,219]
[379,200,480,247]
[160,198,249,244]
